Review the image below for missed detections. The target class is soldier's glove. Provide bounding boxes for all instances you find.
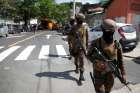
[122,74,127,83]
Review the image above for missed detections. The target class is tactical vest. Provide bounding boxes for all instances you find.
[92,38,121,73]
[76,25,88,49]
[70,25,88,54]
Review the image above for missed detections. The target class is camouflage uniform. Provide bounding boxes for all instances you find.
[66,17,75,58]
[87,19,126,93]
[70,13,88,85]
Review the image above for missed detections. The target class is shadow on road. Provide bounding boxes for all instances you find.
[123,48,134,53]
[55,33,63,36]
[133,56,140,64]
[35,70,79,84]
[49,54,71,59]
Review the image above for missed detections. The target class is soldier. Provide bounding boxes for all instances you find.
[87,19,126,93]
[70,13,89,85]
[65,16,76,59]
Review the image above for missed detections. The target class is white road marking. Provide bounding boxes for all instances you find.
[46,35,51,39]
[8,31,46,47]
[15,45,35,60]
[3,66,10,70]
[0,46,20,62]
[56,45,67,56]
[38,45,49,59]
[7,35,24,38]
[0,46,4,49]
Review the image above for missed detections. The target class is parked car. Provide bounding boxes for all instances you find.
[116,23,138,50]
[88,23,137,50]
[88,25,102,45]
[0,23,8,37]
[8,24,21,34]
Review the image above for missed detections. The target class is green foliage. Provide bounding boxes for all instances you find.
[0,0,17,19]
[51,3,70,22]
[0,0,72,23]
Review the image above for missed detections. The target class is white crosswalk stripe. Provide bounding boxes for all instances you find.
[56,45,67,56]
[46,35,51,39]
[0,46,4,49]
[15,45,35,60]
[38,45,50,59]
[0,46,21,62]
[0,45,68,62]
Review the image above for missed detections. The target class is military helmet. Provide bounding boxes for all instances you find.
[75,13,85,21]
[101,19,116,32]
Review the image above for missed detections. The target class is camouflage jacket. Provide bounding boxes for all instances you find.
[87,38,125,75]
[70,23,89,50]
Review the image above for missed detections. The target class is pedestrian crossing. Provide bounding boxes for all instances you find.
[0,46,4,49]
[38,45,50,59]
[0,46,21,62]
[56,45,67,56]
[0,45,69,62]
[15,46,35,61]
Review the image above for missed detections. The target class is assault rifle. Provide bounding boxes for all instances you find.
[90,47,132,91]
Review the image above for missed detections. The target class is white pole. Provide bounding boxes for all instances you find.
[73,0,76,18]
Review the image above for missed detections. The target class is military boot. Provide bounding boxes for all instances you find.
[79,70,85,81]
[68,56,72,60]
[77,70,85,86]
[74,63,79,73]
[75,67,79,74]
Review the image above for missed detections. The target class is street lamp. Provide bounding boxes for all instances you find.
[73,0,76,18]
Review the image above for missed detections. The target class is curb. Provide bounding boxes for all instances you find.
[111,83,140,93]
[123,55,140,59]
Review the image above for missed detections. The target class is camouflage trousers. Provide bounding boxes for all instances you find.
[73,50,85,85]
[74,50,84,72]
[94,70,115,93]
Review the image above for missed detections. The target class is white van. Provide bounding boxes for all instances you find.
[0,23,8,37]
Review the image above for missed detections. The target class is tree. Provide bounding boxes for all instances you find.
[0,0,72,27]
[0,0,17,19]
[37,0,55,19]
[51,3,70,22]
[14,0,39,31]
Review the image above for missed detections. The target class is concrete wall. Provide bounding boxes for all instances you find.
[105,0,128,20]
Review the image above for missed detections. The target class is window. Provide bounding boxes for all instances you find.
[122,25,135,33]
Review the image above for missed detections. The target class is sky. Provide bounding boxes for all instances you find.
[55,0,100,4]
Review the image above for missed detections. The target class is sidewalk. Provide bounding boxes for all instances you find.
[111,83,140,93]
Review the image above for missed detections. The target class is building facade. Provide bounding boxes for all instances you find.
[81,4,104,27]
[105,0,140,34]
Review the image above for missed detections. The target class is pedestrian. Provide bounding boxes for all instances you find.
[70,13,89,85]
[33,24,37,34]
[87,19,126,93]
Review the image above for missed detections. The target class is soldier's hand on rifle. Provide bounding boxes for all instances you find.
[122,74,127,83]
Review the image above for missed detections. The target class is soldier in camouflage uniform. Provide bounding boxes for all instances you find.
[66,16,76,59]
[87,19,126,93]
[69,13,89,85]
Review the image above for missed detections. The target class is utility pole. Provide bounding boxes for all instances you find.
[73,0,76,18]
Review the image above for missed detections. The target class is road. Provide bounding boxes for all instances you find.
[0,30,140,93]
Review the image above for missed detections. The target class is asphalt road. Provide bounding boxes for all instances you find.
[0,30,140,93]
